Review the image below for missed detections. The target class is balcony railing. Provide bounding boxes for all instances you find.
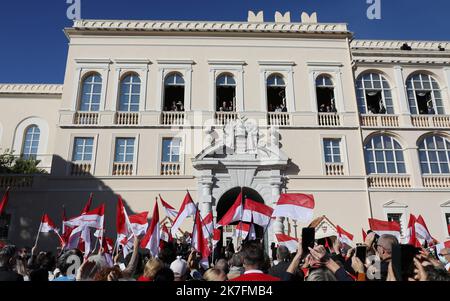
[325,163,345,176]
[367,174,411,188]
[360,114,399,127]
[0,175,34,189]
[215,112,238,125]
[70,162,92,176]
[112,162,133,176]
[318,113,341,126]
[160,111,185,126]
[411,115,450,128]
[115,112,139,125]
[422,175,450,188]
[74,112,99,125]
[267,112,291,126]
[160,162,181,176]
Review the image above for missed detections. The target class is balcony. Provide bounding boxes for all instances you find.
[267,112,291,126]
[411,115,450,128]
[74,112,99,125]
[367,174,411,188]
[422,175,450,188]
[0,175,34,189]
[70,162,92,176]
[112,162,133,176]
[360,114,399,127]
[160,111,186,126]
[325,163,345,176]
[115,112,139,125]
[215,112,238,125]
[160,162,181,176]
[318,113,341,127]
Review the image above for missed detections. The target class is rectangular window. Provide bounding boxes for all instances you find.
[114,138,135,163]
[72,137,94,161]
[387,213,403,235]
[323,139,342,163]
[162,138,181,163]
[0,214,11,240]
[446,213,450,235]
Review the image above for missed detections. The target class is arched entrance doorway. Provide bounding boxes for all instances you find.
[215,187,267,254]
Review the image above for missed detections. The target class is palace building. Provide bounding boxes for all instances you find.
[1,11,450,248]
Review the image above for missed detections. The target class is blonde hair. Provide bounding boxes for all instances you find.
[203,268,227,281]
[143,258,164,279]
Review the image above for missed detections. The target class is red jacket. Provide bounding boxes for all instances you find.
[228,271,280,282]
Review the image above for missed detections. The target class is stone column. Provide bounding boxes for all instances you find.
[268,179,284,247]
[199,177,213,218]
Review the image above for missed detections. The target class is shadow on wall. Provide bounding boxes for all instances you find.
[0,155,140,250]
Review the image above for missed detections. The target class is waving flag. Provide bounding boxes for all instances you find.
[368,218,401,240]
[64,204,105,229]
[202,212,214,238]
[0,188,10,216]
[212,228,222,249]
[192,210,211,269]
[272,193,315,223]
[159,195,179,220]
[235,222,256,240]
[217,192,243,227]
[160,224,172,243]
[171,192,197,236]
[141,201,160,257]
[39,214,59,234]
[415,215,434,246]
[129,211,149,237]
[242,198,273,227]
[336,225,354,247]
[276,233,298,253]
[81,193,94,215]
[405,214,420,246]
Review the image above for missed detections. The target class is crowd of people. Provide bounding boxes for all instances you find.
[1,230,449,282]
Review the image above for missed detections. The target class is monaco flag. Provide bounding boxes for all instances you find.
[81,193,94,215]
[415,215,434,245]
[159,195,179,220]
[0,188,9,216]
[368,218,401,240]
[192,209,211,269]
[160,224,172,243]
[129,212,149,237]
[235,222,256,240]
[202,212,214,238]
[405,214,420,247]
[212,228,221,248]
[336,225,354,247]
[171,192,197,236]
[141,201,160,257]
[64,204,105,229]
[276,233,298,253]
[272,193,315,223]
[242,198,273,227]
[217,192,244,227]
[39,214,59,233]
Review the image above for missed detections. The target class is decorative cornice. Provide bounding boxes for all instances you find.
[70,19,349,35]
[258,60,296,66]
[0,84,63,95]
[351,40,450,51]
[157,59,195,65]
[208,60,246,66]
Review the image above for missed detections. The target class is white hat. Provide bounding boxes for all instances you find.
[170,256,188,277]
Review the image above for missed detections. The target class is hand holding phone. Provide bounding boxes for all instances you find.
[301,227,315,257]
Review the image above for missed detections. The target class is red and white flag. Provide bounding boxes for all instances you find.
[129,212,149,237]
[39,214,59,234]
[141,201,160,257]
[405,214,420,247]
[276,233,298,253]
[272,194,315,223]
[160,224,172,243]
[159,195,179,220]
[336,225,354,247]
[415,215,434,246]
[81,193,94,215]
[217,192,244,227]
[192,210,211,269]
[0,188,9,216]
[212,228,221,249]
[64,204,105,229]
[362,229,367,242]
[242,198,273,227]
[202,212,214,238]
[235,222,256,240]
[368,218,401,240]
[171,192,197,236]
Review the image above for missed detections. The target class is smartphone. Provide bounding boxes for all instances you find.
[392,244,419,281]
[355,245,367,263]
[302,227,315,256]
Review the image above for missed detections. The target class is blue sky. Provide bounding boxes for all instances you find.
[0,0,449,84]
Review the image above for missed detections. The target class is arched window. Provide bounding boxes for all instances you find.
[356,73,393,114]
[267,74,286,112]
[22,125,40,160]
[418,135,450,174]
[119,74,141,112]
[216,73,236,111]
[406,73,443,115]
[316,75,336,112]
[79,73,102,111]
[364,135,406,174]
[163,73,185,111]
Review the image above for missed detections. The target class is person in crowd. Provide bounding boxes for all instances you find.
[154,266,175,281]
[203,268,227,281]
[52,249,83,281]
[186,250,203,281]
[170,256,188,281]
[0,245,23,281]
[374,234,399,281]
[137,258,164,281]
[268,245,291,279]
[227,252,244,280]
[228,241,280,281]
[214,258,229,275]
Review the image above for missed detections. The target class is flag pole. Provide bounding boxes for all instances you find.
[34,215,43,248]
[237,187,244,248]
[191,202,199,250]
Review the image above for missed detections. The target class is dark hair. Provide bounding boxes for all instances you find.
[159,243,177,265]
[276,245,290,261]
[36,252,56,272]
[29,268,49,282]
[424,266,450,281]
[154,267,175,281]
[0,245,16,267]
[241,241,265,268]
